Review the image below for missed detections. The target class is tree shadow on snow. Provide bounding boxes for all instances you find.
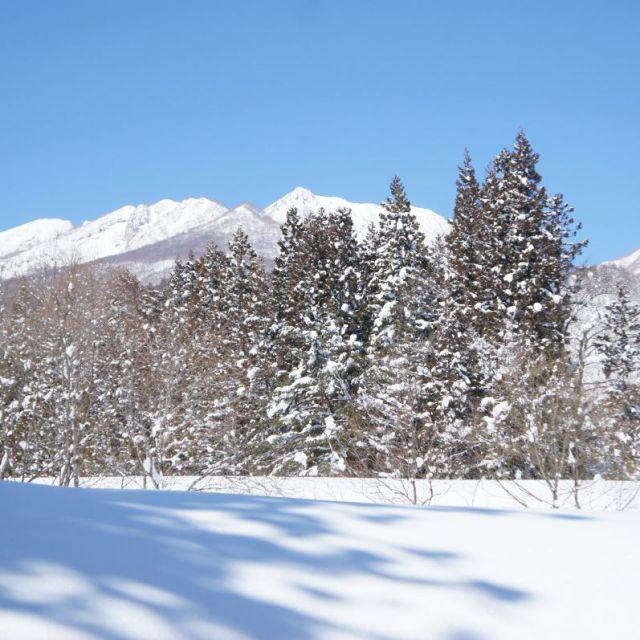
[0,483,536,640]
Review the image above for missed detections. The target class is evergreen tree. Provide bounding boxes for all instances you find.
[356,178,448,478]
[595,284,640,478]
[596,284,640,391]
[261,208,362,475]
[217,228,272,473]
[446,149,489,329]
[270,207,307,376]
[478,131,585,352]
[363,176,429,354]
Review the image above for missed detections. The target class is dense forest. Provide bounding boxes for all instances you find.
[1,132,639,491]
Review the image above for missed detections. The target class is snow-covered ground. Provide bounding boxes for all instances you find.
[29,475,640,511]
[1,481,639,639]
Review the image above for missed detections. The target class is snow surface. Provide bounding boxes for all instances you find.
[1,480,639,639]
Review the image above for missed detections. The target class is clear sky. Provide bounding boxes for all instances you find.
[0,0,638,264]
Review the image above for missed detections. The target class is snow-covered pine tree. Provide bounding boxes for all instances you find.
[215,228,272,473]
[442,151,512,474]
[419,237,488,477]
[596,283,640,391]
[479,131,585,353]
[356,178,449,479]
[363,176,428,354]
[260,208,362,476]
[595,283,640,478]
[165,253,200,332]
[270,207,307,377]
[98,270,146,476]
[172,243,240,476]
[538,193,586,352]
[446,150,490,329]
[193,244,230,332]
[473,133,587,479]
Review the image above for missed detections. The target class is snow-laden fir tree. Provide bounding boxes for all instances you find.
[269,207,308,375]
[596,283,640,392]
[479,131,585,352]
[175,241,243,475]
[445,149,490,329]
[216,228,272,473]
[420,238,491,477]
[261,208,362,476]
[595,283,640,478]
[356,178,451,479]
[362,176,429,353]
[477,131,584,473]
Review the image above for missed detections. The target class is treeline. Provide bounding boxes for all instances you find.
[1,131,639,492]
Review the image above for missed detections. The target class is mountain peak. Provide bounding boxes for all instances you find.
[286,186,315,198]
[261,188,450,243]
[0,218,74,260]
[230,202,261,216]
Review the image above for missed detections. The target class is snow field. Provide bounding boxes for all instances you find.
[0,481,639,639]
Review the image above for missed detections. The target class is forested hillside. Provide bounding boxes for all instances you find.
[1,132,638,494]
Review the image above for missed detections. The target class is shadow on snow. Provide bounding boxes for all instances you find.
[0,482,544,640]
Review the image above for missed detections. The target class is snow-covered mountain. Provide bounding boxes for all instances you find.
[262,187,450,242]
[0,197,230,283]
[604,247,640,276]
[0,218,74,258]
[0,188,450,284]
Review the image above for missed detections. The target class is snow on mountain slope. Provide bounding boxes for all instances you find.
[0,188,450,283]
[96,204,281,284]
[604,246,640,276]
[86,197,229,254]
[0,197,229,281]
[263,186,450,241]
[0,218,74,259]
[0,481,638,640]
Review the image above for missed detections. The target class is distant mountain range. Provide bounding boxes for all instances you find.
[0,187,449,284]
[1,188,637,285]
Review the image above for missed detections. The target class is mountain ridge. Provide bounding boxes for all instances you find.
[2,189,638,285]
[0,188,449,284]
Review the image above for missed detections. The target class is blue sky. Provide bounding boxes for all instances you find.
[0,0,638,264]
